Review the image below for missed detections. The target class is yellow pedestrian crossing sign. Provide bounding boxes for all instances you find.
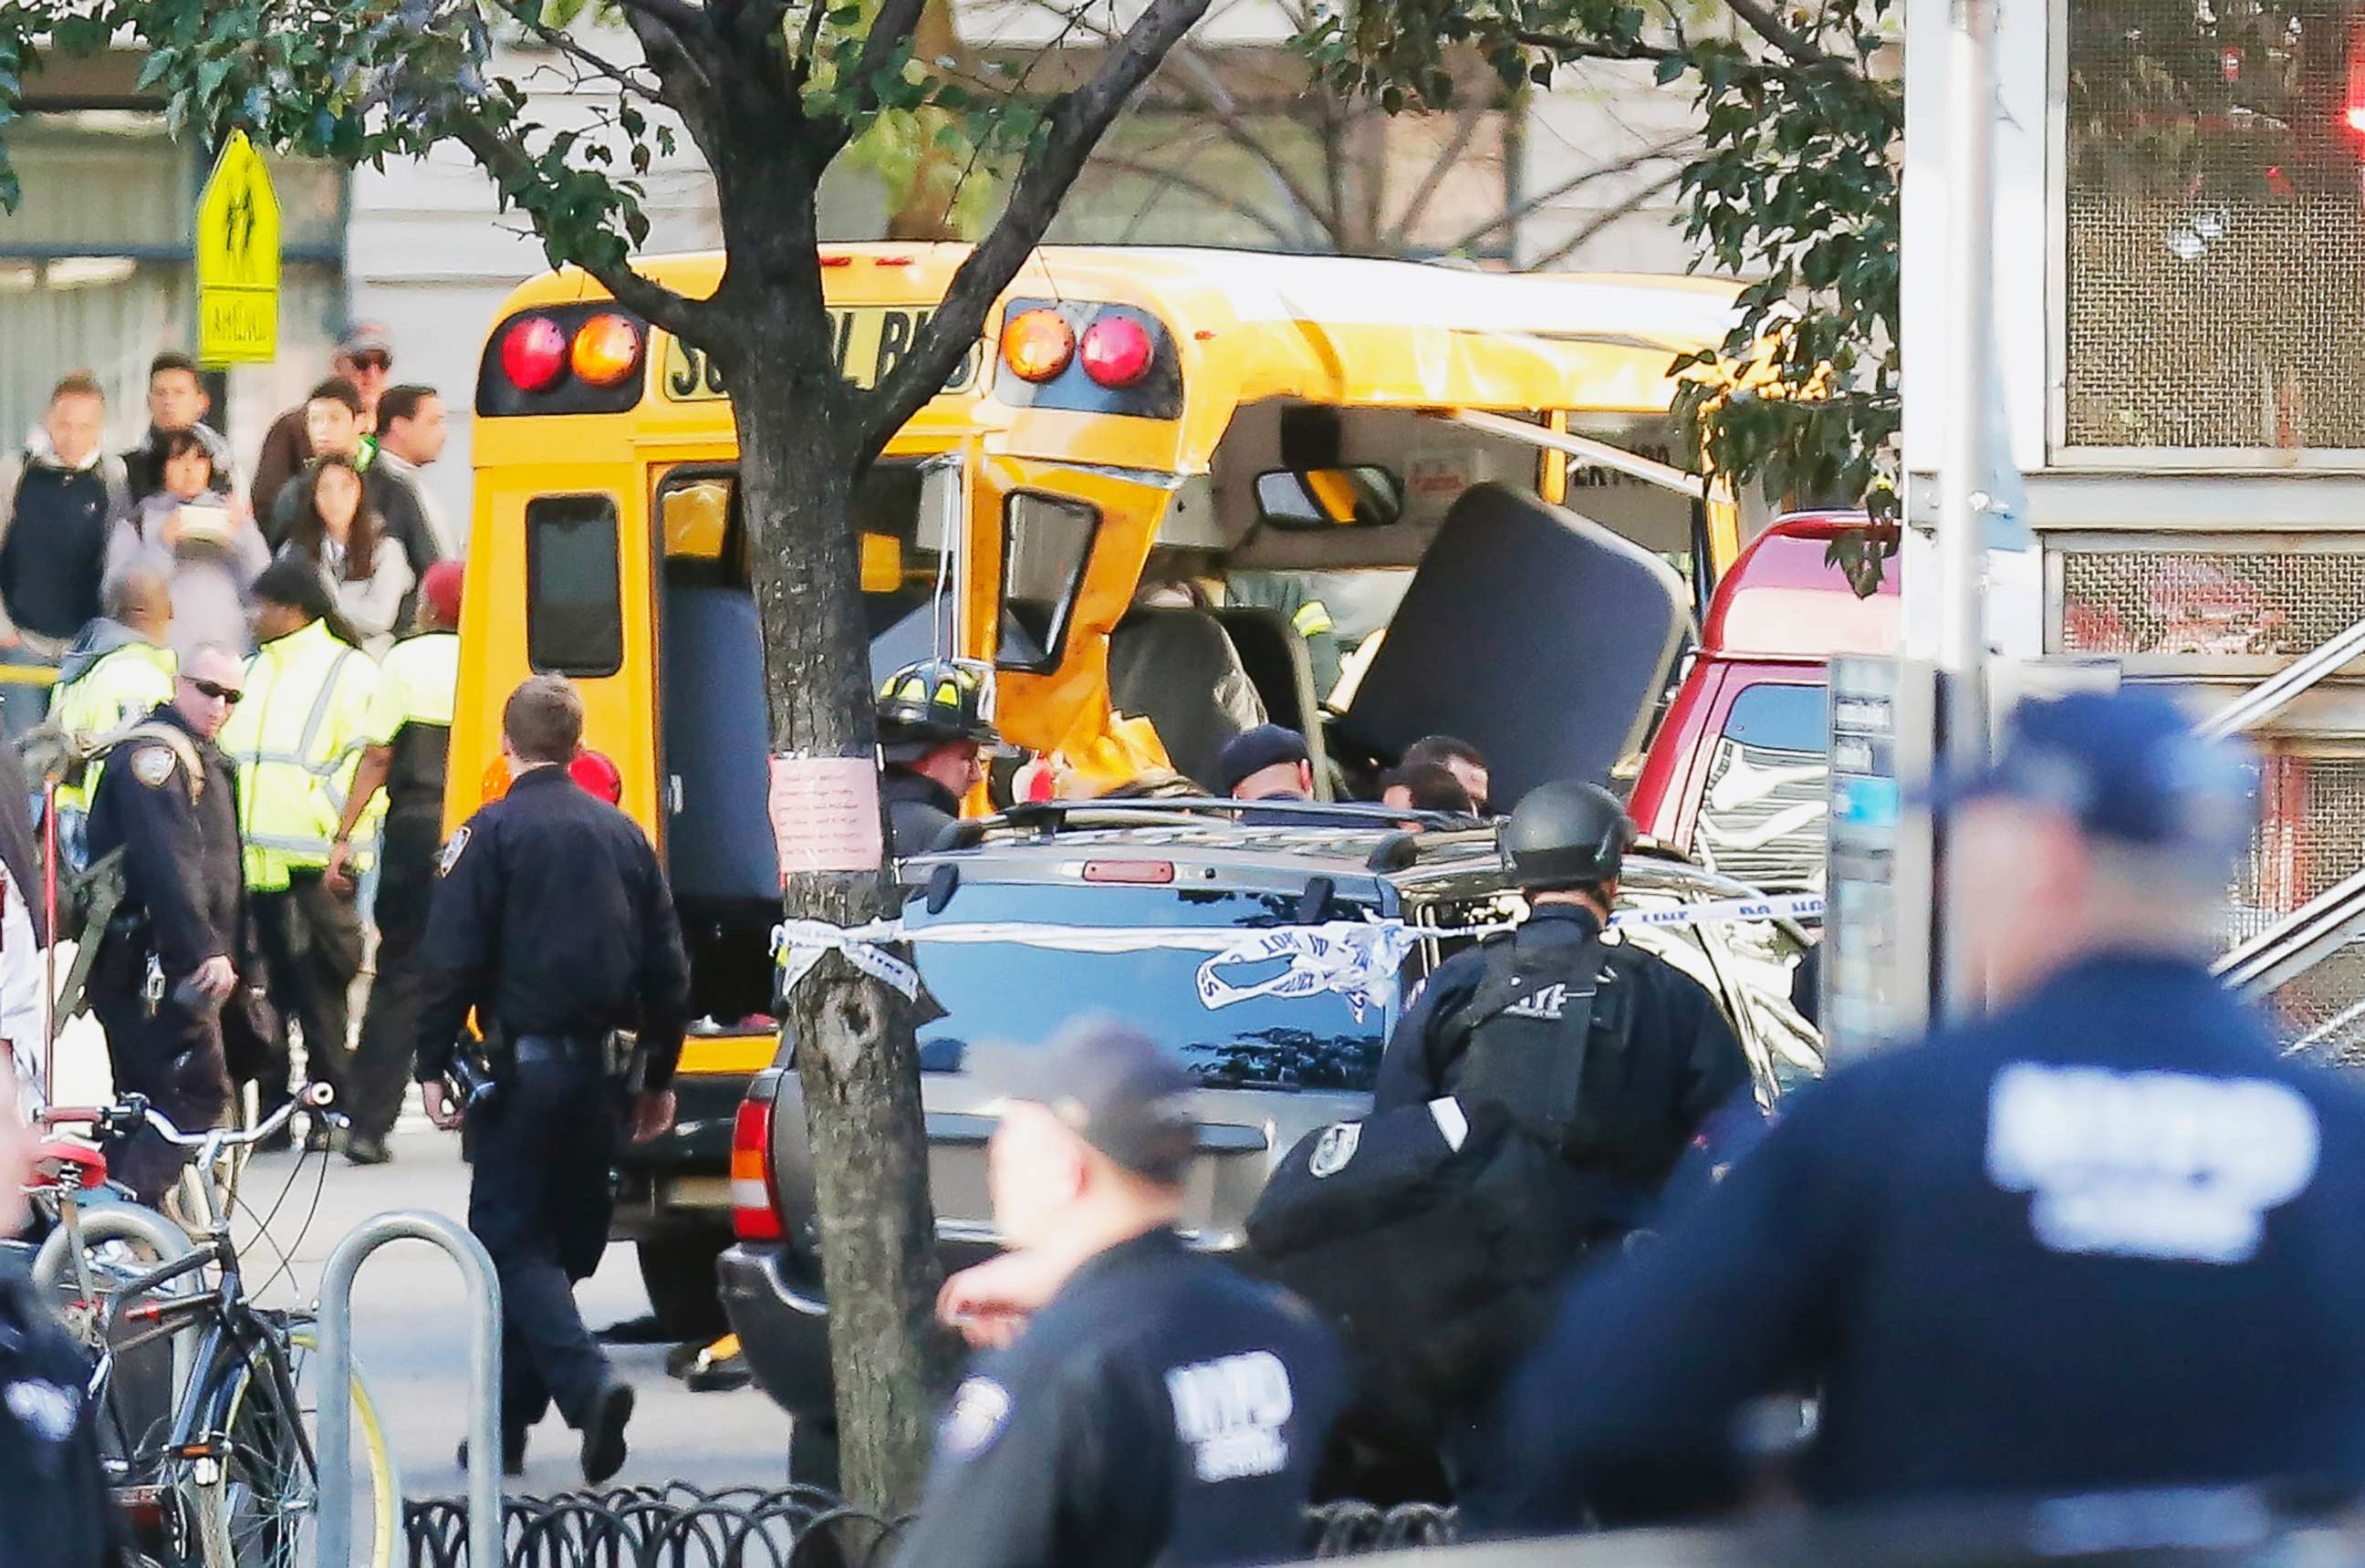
[196,132,280,366]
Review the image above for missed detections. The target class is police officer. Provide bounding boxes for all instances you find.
[1368,779,1751,1479]
[82,645,257,1205]
[221,558,379,1147]
[0,1097,130,1568]
[898,1023,1345,1568]
[414,674,690,1483]
[331,560,463,1165]
[1484,691,2365,1528]
[876,657,997,857]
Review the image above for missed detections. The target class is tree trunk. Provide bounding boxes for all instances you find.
[730,326,952,1516]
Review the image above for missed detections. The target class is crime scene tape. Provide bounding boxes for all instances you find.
[769,892,1824,1011]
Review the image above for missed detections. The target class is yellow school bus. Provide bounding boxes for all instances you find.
[455,245,1749,1305]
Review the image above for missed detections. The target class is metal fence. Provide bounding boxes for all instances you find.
[400,1485,2365,1566]
[399,1490,1457,1566]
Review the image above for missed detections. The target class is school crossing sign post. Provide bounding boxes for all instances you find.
[195,132,280,366]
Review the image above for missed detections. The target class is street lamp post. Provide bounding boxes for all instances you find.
[1934,0,1999,1022]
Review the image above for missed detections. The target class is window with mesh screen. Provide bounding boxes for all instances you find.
[2064,5,2365,452]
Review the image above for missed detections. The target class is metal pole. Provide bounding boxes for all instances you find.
[318,1210,504,1568]
[1935,0,1999,1022]
[41,782,56,1100]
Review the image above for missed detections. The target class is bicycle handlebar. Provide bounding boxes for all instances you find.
[40,1081,335,1148]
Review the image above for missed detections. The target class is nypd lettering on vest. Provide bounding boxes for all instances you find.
[1165,1350,1294,1482]
[1985,1062,2321,1265]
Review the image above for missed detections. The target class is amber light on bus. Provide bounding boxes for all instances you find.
[571,313,644,387]
[1003,309,1076,382]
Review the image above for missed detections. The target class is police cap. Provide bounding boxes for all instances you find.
[1500,779,1633,892]
[986,1020,1196,1186]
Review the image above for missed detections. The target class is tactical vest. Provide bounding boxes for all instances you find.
[1248,932,1621,1441]
[1447,932,1614,1154]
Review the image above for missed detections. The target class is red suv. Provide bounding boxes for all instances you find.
[1629,512,1898,890]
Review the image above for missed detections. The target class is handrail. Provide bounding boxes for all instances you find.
[2213,862,2365,996]
[317,1210,504,1568]
[2196,615,2365,741]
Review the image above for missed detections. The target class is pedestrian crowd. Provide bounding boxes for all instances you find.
[0,327,468,1171]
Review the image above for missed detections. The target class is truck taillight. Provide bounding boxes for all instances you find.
[731,1096,783,1243]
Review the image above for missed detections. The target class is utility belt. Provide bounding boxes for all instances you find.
[453,1026,639,1116]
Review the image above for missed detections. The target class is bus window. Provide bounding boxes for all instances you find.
[652,464,941,641]
[997,493,1098,671]
[526,495,623,676]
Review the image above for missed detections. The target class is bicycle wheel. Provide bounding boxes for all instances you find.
[182,1325,399,1568]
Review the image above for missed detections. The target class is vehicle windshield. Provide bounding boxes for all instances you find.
[904,881,1389,1093]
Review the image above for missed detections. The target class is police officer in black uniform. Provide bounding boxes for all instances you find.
[1484,692,2365,1529]
[414,674,691,1483]
[83,644,260,1206]
[876,657,997,857]
[897,1023,1346,1568]
[0,1099,130,1568]
[1369,779,1751,1482]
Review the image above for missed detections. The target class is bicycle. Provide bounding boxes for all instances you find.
[26,1086,400,1568]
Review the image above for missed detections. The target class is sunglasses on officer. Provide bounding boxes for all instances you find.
[182,676,242,706]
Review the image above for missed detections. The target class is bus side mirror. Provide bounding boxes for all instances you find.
[1255,467,1405,531]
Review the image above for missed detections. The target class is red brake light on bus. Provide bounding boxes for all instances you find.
[1079,317,1153,388]
[570,313,643,388]
[501,316,569,391]
[1002,309,1075,383]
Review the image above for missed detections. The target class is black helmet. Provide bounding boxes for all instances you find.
[877,658,998,760]
[1500,780,1633,892]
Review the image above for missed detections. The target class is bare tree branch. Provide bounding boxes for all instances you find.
[1526,166,1686,269]
[1380,99,1489,253]
[444,115,716,343]
[615,0,712,37]
[1515,28,1679,62]
[484,0,669,101]
[861,0,1215,452]
[1162,47,1330,244]
[786,0,830,92]
[848,0,935,109]
[1718,0,1839,67]
[618,5,726,147]
[1441,134,1695,254]
[1095,153,1298,244]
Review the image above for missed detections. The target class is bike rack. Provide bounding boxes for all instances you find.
[30,1198,202,1403]
[317,1210,504,1568]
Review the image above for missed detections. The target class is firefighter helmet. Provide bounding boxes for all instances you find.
[1499,780,1633,892]
[877,658,998,760]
